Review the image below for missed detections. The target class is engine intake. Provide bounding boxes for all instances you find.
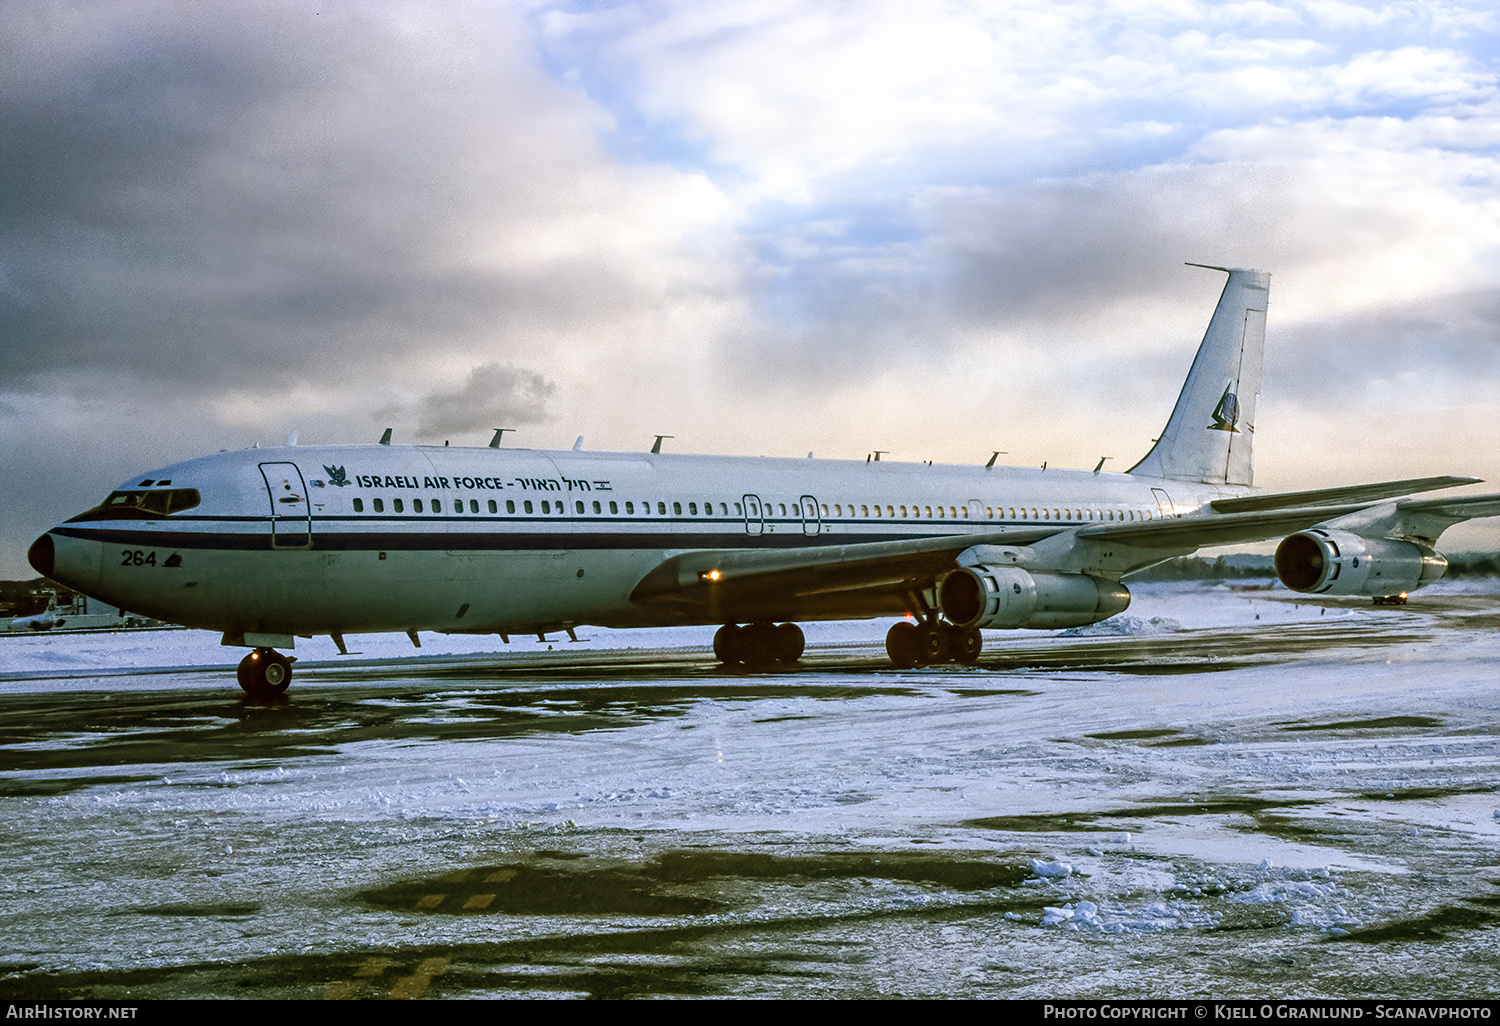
[940,565,1131,630]
[1274,530,1446,596]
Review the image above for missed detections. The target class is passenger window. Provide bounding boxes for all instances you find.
[488,500,497,514]
[594,500,602,514]
[373,498,384,513]
[524,500,533,514]
[432,497,440,513]
[674,501,683,515]
[734,502,742,515]
[353,498,364,513]
[576,501,585,514]
[506,500,515,514]
[453,499,462,513]
[658,502,666,515]
[542,500,551,514]
[688,502,697,515]
[413,498,422,513]
[900,506,907,517]
[625,501,634,514]
[394,498,404,513]
[609,501,617,514]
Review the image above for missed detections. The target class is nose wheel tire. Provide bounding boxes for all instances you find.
[237,648,292,696]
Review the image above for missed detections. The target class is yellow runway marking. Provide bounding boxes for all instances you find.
[353,956,392,977]
[389,956,450,1000]
[415,893,444,909]
[462,892,495,909]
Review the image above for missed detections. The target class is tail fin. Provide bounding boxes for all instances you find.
[1128,265,1268,486]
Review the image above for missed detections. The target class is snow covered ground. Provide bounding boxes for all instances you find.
[1,580,1497,999]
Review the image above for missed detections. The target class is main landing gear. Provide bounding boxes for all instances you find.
[885,619,982,669]
[237,647,293,697]
[714,622,805,669]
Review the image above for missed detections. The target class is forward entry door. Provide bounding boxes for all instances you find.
[260,462,312,548]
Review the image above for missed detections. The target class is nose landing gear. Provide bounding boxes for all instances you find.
[237,648,293,697]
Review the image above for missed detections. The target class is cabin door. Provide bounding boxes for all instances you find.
[260,462,312,548]
[742,494,765,536]
[799,495,821,536]
[1150,487,1175,519]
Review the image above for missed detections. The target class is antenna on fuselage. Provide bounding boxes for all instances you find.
[1094,456,1112,473]
[870,450,888,462]
[985,451,1007,469]
[489,428,514,448]
[574,437,584,451]
[287,430,299,446]
[651,435,673,454]
[379,428,392,445]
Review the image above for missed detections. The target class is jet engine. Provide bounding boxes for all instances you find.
[940,565,1131,630]
[1274,529,1446,596]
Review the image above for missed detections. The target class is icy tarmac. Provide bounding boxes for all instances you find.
[1,582,1497,999]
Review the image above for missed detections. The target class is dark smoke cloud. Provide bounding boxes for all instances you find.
[414,363,556,439]
[0,3,643,401]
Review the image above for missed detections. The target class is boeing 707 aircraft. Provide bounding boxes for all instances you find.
[26,265,1500,695]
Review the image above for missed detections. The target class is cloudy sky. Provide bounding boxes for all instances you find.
[4,0,1499,577]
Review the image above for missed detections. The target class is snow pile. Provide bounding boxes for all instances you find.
[1030,858,1074,879]
[1059,615,1180,637]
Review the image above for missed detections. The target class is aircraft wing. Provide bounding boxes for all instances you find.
[1081,492,1500,549]
[629,526,1055,612]
[1208,475,1480,514]
[629,489,1500,616]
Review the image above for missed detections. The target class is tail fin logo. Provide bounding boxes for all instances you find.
[1208,383,1241,433]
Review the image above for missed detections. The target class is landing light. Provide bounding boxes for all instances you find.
[699,569,722,582]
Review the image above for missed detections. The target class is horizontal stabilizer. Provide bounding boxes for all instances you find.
[1210,476,1481,514]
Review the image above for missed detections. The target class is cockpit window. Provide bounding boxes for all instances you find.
[67,488,202,522]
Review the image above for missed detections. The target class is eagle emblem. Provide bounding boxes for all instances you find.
[323,465,351,487]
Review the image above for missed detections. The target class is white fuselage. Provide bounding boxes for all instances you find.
[40,444,1237,640]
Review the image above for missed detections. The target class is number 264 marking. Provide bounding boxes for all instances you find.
[121,550,156,566]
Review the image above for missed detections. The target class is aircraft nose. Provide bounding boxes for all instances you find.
[28,533,55,578]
